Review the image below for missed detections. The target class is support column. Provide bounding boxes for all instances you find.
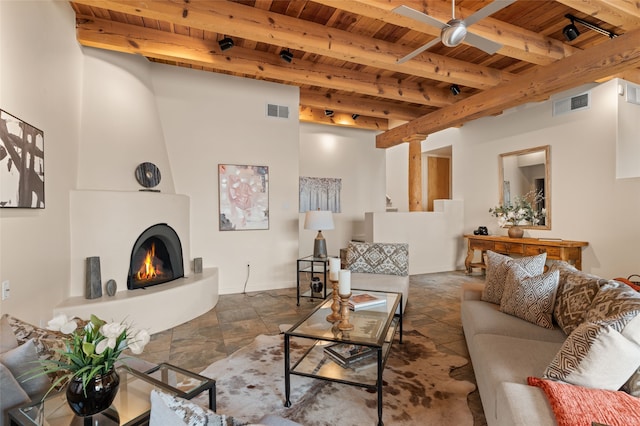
[405,134,427,212]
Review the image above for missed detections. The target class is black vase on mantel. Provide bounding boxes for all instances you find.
[66,369,120,417]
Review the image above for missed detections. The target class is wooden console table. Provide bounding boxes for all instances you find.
[464,234,588,273]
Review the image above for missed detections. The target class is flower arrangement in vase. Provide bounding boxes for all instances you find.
[489,190,546,237]
[32,314,150,416]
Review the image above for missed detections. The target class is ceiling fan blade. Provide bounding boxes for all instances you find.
[392,5,447,30]
[464,32,503,55]
[463,0,517,27]
[397,38,441,64]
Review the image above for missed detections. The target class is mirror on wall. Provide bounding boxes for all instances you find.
[498,145,551,230]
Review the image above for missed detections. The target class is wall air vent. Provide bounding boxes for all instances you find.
[552,92,590,116]
[626,83,640,105]
[266,103,290,119]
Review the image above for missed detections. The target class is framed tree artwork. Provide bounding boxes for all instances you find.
[0,109,45,208]
[218,164,269,231]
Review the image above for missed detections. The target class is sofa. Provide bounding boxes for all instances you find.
[343,241,409,313]
[461,251,640,426]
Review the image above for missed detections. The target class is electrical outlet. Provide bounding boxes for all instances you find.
[1,281,10,300]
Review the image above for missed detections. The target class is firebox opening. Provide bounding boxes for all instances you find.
[127,223,184,290]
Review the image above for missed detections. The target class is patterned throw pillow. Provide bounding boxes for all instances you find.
[500,267,559,329]
[481,251,547,304]
[345,242,408,276]
[7,315,87,386]
[584,280,640,331]
[543,321,640,390]
[552,267,608,335]
[149,389,247,426]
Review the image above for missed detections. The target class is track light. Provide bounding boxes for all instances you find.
[351,114,360,120]
[324,110,334,117]
[218,37,234,51]
[563,14,617,42]
[279,49,293,63]
[562,17,580,41]
[450,84,461,96]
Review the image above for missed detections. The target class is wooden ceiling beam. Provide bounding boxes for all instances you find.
[71,0,514,89]
[376,27,640,148]
[324,0,576,65]
[76,15,457,108]
[299,107,388,131]
[299,88,428,122]
[558,0,640,31]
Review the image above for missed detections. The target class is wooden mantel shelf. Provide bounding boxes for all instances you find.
[463,234,589,273]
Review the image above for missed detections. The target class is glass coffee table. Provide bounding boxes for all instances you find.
[284,289,402,426]
[8,363,216,426]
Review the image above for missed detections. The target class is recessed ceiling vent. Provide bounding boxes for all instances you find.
[553,91,590,116]
[266,103,290,119]
[626,83,640,106]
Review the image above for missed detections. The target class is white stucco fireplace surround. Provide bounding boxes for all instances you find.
[54,190,219,334]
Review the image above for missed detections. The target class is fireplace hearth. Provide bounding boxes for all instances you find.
[127,223,184,290]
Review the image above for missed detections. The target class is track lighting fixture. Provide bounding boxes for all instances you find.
[279,49,293,63]
[562,14,617,42]
[450,84,461,96]
[218,37,234,51]
[351,114,360,120]
[324,110,334,117]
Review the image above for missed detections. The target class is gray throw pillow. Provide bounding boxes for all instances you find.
[0,314,19,353]
[0,339,51,398]
[0,363,31,420]
[482,251,547,304]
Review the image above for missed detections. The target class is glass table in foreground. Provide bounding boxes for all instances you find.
[283,289,403,426]
[9,363,216,426]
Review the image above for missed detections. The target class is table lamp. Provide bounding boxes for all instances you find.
[304,210,334,259]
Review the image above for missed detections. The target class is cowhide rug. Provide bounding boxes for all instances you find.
[195,329,475,426]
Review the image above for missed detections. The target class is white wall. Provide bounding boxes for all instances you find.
[78,48,175,193]
[0,1,83,324]
[298,123,386,257]
[152,65,301,294]
[387,79,640,279]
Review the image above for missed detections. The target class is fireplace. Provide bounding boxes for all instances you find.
[127,223,184,290]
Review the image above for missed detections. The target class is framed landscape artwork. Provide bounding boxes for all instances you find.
[0,109,45,208]
[218,164,269,231]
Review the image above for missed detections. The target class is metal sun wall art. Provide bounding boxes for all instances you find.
[218,164,269,231]
[0,109,45,208]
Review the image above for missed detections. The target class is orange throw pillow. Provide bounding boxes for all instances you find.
[613,277,640,292]
[528,377,640,426]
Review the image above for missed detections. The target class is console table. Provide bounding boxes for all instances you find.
[464,234,588,273]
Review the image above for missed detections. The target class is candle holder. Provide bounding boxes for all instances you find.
[338,292,354,331]
[326,279,341,323]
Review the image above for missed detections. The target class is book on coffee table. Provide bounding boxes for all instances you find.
[324,343,376,366]
[349,293,386,311]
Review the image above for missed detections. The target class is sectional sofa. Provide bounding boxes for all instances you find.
[461,251,640,426]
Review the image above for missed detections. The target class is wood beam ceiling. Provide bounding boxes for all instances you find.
[376,27,640,148]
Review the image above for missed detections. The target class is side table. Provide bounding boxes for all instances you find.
[8,363,215,426]
[296,255,333,305]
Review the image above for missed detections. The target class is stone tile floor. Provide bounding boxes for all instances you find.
[137,270,487,426]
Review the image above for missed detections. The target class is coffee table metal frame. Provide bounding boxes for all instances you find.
[284,289,402,426]
[8,362,216,426]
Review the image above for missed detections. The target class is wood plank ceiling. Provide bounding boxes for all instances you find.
[68,0,640,148]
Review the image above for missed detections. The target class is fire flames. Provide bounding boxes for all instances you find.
[136,243,162,281]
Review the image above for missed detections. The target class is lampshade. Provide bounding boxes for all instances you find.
[304,210,334,231]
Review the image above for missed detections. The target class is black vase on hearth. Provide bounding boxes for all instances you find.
[66,369,120,417]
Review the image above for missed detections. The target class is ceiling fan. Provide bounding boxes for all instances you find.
[394,0,517,64]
